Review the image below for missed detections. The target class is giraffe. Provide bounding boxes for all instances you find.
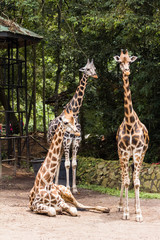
[114,49,149,222]
[29,109,109,216]
[47,59,98,193]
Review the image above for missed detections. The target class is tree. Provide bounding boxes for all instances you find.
[1,0,160,162]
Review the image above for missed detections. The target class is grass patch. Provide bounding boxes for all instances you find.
[78,184,160,199]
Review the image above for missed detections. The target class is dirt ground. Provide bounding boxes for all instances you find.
[0,164,160,240]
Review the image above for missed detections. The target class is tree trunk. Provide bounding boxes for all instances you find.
[42,41,46,139]
[32,44,36,133]
[42,0,46,140]
[54,0,62,117]
[28,90,34,125]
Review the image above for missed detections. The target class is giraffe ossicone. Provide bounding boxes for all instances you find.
[114,49,149,222]
[47,59,98,193]
[29,109,109,217]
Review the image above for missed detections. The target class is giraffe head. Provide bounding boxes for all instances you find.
[61,109,80,136]
[79,59,98,78]
[114,49,137,76]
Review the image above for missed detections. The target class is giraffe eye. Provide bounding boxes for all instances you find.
[64,122,68,125]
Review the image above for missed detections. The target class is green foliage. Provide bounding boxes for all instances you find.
[78,184,160,199]
[1,0,160,162]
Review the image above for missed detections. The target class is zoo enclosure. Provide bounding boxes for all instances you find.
[0,16,43,178]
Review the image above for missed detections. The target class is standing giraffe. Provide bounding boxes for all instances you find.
[29,109,109,216]
[47,59,98,193]
[114,49,149,222]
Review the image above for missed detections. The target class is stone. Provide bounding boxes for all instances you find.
[143,180,152,190]
[77,157,160,193]
[156,172,160,180]
[97,169,103,176]
[151,173,155,180]
[98,162,105,169]
[109,181,116,188]
[148,167,154,175]
[153,179,157,186]
[102,178,108,187]
[115,172,120,178]
[109,172,115,179]
[143,174,151,180]
[157,180,160,189]
[103,167,108,175]
[151,185,157,193]
[141,171,147,176]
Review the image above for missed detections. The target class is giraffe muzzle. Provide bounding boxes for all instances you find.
[70,131,80,137]
[124,70,130,76]
[74,131,81,137]
[92,74,98,79]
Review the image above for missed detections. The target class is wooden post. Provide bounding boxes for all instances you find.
[0,138,2,179]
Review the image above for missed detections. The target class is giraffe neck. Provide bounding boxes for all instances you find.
[123,73,135,125]
[66,74,88,117]
[36,123,64,187]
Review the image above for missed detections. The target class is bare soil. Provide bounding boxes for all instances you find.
[0,164,160,240]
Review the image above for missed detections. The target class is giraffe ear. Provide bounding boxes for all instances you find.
[130,56,137,63]
[114,56,121,63]
[79,67,85,72]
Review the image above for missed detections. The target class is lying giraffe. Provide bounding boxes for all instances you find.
[29,109,109,216]
[114,49,149,222]
[47,59,98,193]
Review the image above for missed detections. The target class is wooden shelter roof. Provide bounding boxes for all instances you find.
[0,16,43,48]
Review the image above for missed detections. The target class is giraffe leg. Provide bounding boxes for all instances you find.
[31,189,77,217]
[72,137,81,194]
[123,180,130,220]
[118,151,126,211]
[133,151,144,222]
[31,195,56,217]
[55,162,60,185]
[119,153,130,220]
[63,138,72,190]
[59,200,78,216]
[54,187,77,216]
[118,183,124,212]
[33,203,56,217]
[57,185,110,213]
[55,149,64,185]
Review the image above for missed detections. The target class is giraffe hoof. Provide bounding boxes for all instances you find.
[101,207,110,213]
[72,188,78,194]
[122,213,130,220]
[69,207,78,216]
[118,205,123,212]
[48,207,56,217]
[136,214,143,222]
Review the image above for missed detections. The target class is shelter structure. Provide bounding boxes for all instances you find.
[0,17,43,178]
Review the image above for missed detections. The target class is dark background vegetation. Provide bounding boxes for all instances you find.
[0,0,160,163]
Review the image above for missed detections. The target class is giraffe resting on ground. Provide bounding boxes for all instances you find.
[114,49,149,222]
[29,109,109,217]
[47,59,98,193]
